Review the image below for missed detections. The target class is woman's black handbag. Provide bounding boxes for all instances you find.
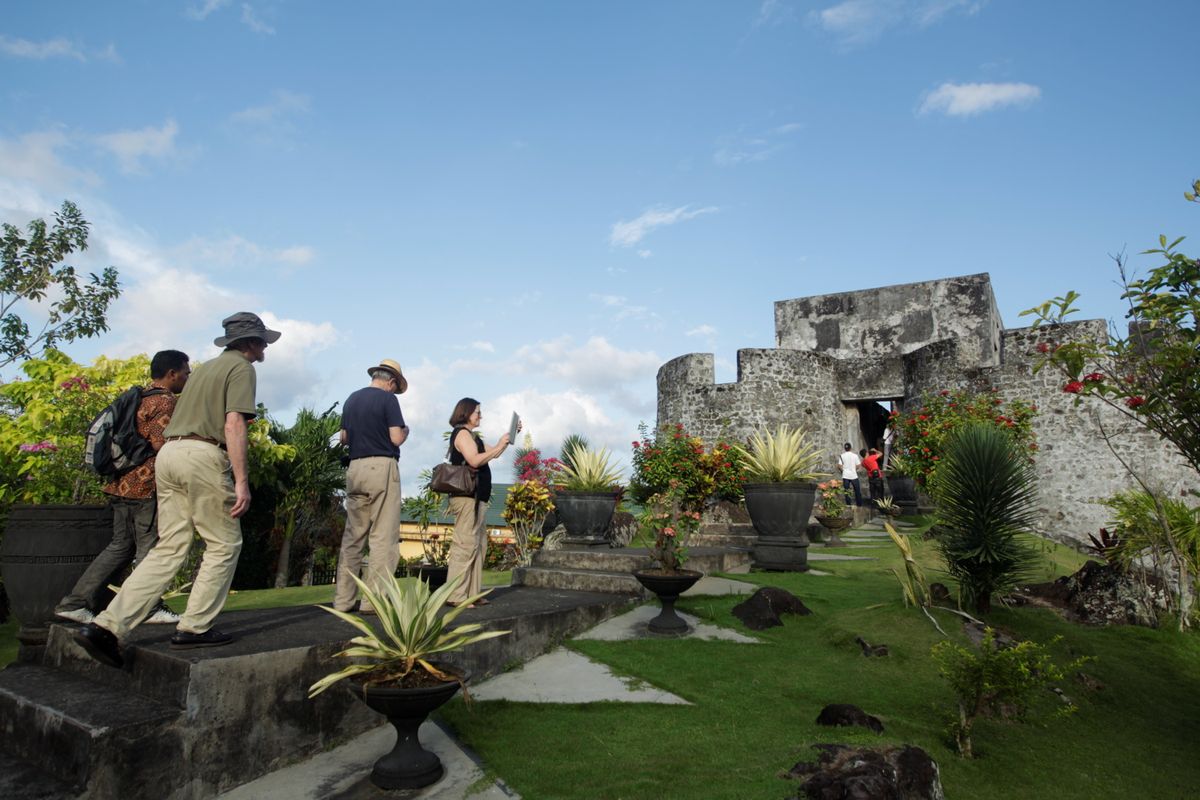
[430,438,476,496]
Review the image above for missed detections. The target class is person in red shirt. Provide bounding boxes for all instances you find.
[862,448,884,506]
[55,350,191,625]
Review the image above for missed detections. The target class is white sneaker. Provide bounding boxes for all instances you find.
[145,604,181,624]
[55,607,95,624]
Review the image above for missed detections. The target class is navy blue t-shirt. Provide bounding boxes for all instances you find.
[342,386,405,459]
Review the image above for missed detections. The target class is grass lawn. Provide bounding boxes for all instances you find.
[438,526,1200,800]
[0,569,512,668]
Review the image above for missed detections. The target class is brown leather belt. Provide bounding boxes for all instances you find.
[166,435,227,451]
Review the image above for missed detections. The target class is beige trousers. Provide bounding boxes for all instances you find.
[446,497,488,604]
[96,440,242,638]
[333,457,402,612]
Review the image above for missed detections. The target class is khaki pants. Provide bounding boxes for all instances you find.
[333,457,402,612]
[96,440,242,638]
[446,497,488,604]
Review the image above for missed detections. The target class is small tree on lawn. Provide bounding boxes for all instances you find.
[1,201,120,370]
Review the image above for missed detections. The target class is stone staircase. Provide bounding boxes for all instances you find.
[513,544,752,595]
[0,587,635,799]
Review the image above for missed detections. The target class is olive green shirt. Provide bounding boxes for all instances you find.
[163,349,257,444]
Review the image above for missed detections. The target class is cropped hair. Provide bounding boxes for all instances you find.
[369,368,396,384]
[150,350,189,379]
[843,442,853,451]
[449,397,480,427]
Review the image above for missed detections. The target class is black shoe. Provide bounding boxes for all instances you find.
[170,629,234,649]
[73,623,123,669]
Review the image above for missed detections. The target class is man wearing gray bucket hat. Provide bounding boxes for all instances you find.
[75,312,280,667]
[333,359,409,613]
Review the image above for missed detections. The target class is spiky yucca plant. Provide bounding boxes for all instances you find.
[736,424,825,483]
[931,423,1040,613]
[308,574,509,697]
[556,446,623,491]
[559,433,591,472]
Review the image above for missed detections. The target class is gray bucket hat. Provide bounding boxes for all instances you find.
[213,312,282,347]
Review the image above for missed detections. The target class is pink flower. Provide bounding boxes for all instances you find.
[1083,372,1104,383]
[662,527,676,537]
[1063,381,1084,394]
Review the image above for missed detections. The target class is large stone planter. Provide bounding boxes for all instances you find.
[0,504,112,657]
[744,482,815,571]
[633,569,702,635]
[886,476,918,516]
[554,490,619,546]
[349,673,465,789]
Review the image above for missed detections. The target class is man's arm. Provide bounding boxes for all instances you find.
[389,425,409,447]
[225,412,251,518]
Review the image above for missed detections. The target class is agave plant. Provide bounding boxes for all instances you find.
[885,452,916,477]
[931,423,1040,614]
[736,424,825,483]
[556,445,623,491]
[559,433,591,472]
[308,574,509,697]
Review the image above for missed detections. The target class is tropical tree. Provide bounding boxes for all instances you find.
[931,423,1041,613]
[1,201,120,369]
[267,405,346,588]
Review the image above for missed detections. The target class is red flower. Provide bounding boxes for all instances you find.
[632,441,640,448]
[1063,381,1084,394]
[1036,342,1051,354]
[1125,396,1146,409]
[939,390,950,397]
[1083,372,1104,383]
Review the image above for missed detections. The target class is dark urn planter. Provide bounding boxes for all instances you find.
[0,504,112,656]
[815,514,851,547]
[414,564,448,591]
[349,673,466,790]
[886,476,918,516]
[554,490,619,546]
[743,482,815,571]
[633,569,702,635]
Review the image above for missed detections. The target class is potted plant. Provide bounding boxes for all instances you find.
[814,479,851,546]
[632,487,704,634]
[553,445,623,546]
[884,453,919,515]
[414,530,451,589]
[502,480,554,567]
[735,424,825,571]
[310,573,509,790]
[875,496,903,519]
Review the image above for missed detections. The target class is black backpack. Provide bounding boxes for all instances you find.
[84,386,167,477]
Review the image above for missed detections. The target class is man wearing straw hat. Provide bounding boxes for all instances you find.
[333,359,410,613]
[74,312,280,668]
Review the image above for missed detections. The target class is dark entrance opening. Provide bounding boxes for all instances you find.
[856,400,894,452]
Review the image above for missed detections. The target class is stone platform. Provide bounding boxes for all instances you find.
[513,545,752,594]
[0,585,635,800]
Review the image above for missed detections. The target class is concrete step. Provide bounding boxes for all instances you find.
[0,664,181,792]
[534,546,750,575]
[689,532,756,549]
[514,565,646,595]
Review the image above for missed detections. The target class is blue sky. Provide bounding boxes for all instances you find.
[2,1,1197,488]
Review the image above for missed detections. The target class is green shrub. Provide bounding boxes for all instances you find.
[629,422,745,508]
[932,423,1041,613]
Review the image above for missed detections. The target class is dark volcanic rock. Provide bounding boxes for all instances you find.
[787,744,944,800]
[928,582,951,603]
[732,587,812,630]
[1021,560,1169,627]
[854,636,889,657]
[816,704,884,733]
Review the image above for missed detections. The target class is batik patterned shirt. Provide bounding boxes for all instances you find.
[103,388,177,500]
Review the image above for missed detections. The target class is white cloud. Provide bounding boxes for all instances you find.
[686,324,717,338]
[471,341,495,353]
[918,81,1041,116]
[186,0,232,21]
[95,119,180,174]
[754,0,795,27]
[637,249,652,259]
[241,4,276,35]
[0,129,99,194]
[0,35,85,61]
[171,234,317,270]
[231,91,310,126]
[490,387,631,479]
[251,312,341,415]
[609,205,718,248]
[512,335,659,416]
[811,0,985,45]
[714,122,803,167]
[589,294,659,326]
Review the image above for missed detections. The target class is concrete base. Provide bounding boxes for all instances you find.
[0,586,634,799]
[752,537,810,571]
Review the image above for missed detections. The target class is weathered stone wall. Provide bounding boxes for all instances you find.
[658,274,1199,552]
[656,349,847,465]
[775,273,1003,369]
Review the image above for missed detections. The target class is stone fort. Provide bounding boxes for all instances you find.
[656,273,1194,549]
